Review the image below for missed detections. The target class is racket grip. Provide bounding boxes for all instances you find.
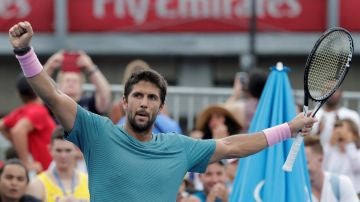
[282,134,304,172]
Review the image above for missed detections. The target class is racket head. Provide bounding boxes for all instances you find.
[304,28,353,103]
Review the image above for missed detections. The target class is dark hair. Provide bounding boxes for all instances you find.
[0,158,29,184]
[5,147,19,160]
[304,136,323,155]
[16,74,37,102]
[202,118,241,139]
[51,126,65,144]
[247,69,268,99]
[123,69,167,105]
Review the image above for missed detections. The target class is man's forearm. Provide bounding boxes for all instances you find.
[223,132,268,158]
[15,48,77,130]
[88,67,111,113]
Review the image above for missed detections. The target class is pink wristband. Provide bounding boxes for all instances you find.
[263,123,292,146]
[16,47,43,77]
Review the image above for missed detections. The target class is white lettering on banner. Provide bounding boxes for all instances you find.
[0,0,30,18]
[156,0,177,18]
[93,0,302,24]
[267,0,301,18]
[94,0,149,24]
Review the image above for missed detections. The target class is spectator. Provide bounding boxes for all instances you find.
[0,75,55,173]
[9,21,316,201]
[26,126,89,201]
[0,159,41,202]
[304,136,359,202]
[196,104,243,140]
[324,119,360,197]
[225,69,268,132]
[192,161,229,202]
[312,89,360,147]
[44,50,111,115]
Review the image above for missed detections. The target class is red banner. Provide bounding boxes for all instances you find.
[2,0,359,33]
[340,0,360,31]
[69,0,327,32]
[0,0,54,32]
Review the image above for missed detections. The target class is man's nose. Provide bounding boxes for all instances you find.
[140,97,149,108]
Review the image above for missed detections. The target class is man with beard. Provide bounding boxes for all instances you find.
[9,21,317,201]
[311,89,360,147]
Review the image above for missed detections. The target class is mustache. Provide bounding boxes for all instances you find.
[135,109,149,116]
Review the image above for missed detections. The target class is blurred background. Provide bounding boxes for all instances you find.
[0,0,360,131]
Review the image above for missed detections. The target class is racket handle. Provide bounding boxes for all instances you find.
[282,134,304,172]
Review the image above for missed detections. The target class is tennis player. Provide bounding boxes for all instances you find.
[9,21,317,201]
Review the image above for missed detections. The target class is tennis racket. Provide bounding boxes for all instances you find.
[282,27,353,172]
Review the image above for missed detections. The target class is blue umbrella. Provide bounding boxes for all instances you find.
[230,63,312,202]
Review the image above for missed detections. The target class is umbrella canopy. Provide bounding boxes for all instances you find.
[230,63,312,202]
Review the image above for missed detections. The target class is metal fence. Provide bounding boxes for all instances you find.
[84,84,360,132]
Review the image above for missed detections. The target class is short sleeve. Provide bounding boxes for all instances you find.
[180,136,216,173]
[23,108,48,130]
[65,105,112,153]
[2,111,17,128]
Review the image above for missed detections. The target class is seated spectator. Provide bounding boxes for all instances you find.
[26,126,89,201]
[324,119,360,197]
[304,136,359,202]
[0,159,41,202]
[0,75,55,173]
[191,161,229,202]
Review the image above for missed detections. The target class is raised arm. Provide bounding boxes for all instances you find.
[210,113,317,163]
[78,51,111,113]
[9,21,77,131]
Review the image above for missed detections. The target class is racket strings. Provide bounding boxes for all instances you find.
[307,31,351,100]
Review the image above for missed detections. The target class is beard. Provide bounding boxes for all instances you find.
[127,110,157,133]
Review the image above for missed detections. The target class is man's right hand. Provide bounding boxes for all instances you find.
[44,50,64,74]
[9,21,33,49]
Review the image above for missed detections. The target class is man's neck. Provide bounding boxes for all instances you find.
[52,166,76,180]
[124,123,153,142]
[312,171,325,200]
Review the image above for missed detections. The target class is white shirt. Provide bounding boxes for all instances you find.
[312,107,360,147]
[324,143,360,193]
[312,172,359,202]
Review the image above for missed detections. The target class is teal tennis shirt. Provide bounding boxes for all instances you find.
[65,106,216,201]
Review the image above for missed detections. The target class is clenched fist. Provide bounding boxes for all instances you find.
[9,21,33,49]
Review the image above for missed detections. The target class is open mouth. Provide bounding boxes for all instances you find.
[136,110,149,117]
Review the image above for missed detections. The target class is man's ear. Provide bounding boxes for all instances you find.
[122,96,127,107]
